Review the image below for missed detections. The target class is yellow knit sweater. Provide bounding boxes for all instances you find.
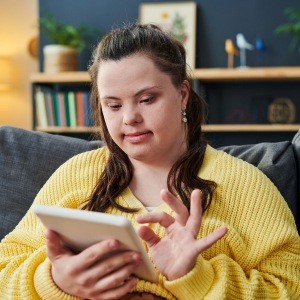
[0,145,300,299]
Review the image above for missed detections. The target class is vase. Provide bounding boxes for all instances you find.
[43,45,78,73]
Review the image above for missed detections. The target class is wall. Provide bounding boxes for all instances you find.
[0,0,39,130]
[39,0,300,71]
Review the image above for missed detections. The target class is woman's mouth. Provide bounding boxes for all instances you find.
[124,131,152,143]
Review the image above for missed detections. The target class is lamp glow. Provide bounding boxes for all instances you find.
[0,58,12,91]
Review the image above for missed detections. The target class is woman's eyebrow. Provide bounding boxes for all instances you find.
[100,85,163,100]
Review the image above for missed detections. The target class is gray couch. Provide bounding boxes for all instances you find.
[0,125,299,241]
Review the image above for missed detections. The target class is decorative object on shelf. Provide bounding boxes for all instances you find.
[274,6,300,54]
[236,33,254,69]
[268,98,296,124]
[28,36,39,59]
[225,39,239,68]
[139,2,196,69]
[43,45,78,73]
[0,58,12,91]
[39,11,103,73]
[256,38,268,67]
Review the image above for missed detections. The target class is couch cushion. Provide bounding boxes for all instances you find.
[220,141,298,229]
[0,126,103,241]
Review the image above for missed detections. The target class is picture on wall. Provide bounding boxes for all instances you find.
[139,2,196,70]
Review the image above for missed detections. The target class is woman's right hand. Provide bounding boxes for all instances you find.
[44,229,141,300]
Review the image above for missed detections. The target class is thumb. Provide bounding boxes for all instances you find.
[44,229,72,261]
[195,226,228,254]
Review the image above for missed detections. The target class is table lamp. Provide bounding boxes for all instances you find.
[0,58,12,91]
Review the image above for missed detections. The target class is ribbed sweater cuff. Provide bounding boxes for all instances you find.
[163,255,214,300]
[34,257,83,300]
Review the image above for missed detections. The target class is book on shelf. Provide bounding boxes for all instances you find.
[76,91,85,126]
[35,91,48,128]
[68,91,77,127]
[35,88,94,128]
[58,92,67,127]
[45,93,56,126]
[83,92,94,127]
[52,93,60,126]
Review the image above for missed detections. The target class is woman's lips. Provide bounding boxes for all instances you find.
[124,132,152,143]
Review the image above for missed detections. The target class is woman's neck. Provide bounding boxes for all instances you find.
[128,139,188,207]
[128,164,169,207]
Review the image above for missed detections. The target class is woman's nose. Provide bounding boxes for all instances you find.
[123,107,143,125]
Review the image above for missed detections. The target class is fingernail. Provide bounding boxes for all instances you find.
[132,253,139,260]
[109,240,118,250]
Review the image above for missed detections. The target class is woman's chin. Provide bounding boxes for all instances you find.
[125,146,155,162]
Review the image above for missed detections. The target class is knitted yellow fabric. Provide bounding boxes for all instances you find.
[0,145,300,299]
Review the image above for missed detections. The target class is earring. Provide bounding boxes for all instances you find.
[181,110,187,123]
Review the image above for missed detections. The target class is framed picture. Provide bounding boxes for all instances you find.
[139,2,197,70]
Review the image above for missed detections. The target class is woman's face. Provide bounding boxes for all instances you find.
[97,54,189,165]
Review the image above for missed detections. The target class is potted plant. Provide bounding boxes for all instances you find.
[39,11,103,73]
[274,6,300,54]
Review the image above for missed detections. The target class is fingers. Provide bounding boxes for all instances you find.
[74,239,119,271]
[136,211,175,228]
[92,261,140,296]
[45,229,72,260]
[195,226,228,254]
[81,251,141,285]
[137,225,161,248]
[160,189,189,226]
[94,278,137,300]
[186,190,202,238]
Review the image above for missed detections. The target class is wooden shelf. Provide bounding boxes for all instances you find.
[203,124,300,132]
[30,72,90,83]
[192,67,300,82]
[36,124,300,133]
[30,67,300,83]
[36,126,96,133]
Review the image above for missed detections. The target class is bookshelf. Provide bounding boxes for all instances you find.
[30,67,300,133]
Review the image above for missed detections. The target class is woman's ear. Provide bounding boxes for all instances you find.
[180,80,190,110]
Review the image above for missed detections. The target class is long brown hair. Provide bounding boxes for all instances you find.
[82,23,216,213]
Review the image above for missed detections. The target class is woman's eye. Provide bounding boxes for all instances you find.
[108,105,121,110]
[141,97,154,103]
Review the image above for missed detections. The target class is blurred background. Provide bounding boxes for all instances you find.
[1,0,300,147]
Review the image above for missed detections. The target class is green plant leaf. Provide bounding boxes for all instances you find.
[274,24,294,35]
[285,7,300,21]
[289,36,299,53]
[38,10,103,53]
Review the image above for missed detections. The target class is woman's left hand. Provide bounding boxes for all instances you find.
[135,189,228,281]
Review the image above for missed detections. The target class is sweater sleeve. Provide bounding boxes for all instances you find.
[0,149,105,299]
[164,152,300,300]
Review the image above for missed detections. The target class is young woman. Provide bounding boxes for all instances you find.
[0,23,300,300]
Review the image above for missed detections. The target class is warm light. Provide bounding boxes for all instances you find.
[0,58,12,91]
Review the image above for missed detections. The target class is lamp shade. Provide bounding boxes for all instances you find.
[0,58,12,91]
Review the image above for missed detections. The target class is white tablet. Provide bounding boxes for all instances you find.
[33,205,159,283]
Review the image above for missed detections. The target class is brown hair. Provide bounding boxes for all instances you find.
[82,23,216,213]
